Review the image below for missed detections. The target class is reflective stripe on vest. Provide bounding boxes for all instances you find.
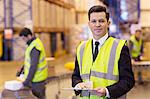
[25,57,47,71]
[25,65,48,71]
[26,57,46,63]
[79,41,87,73]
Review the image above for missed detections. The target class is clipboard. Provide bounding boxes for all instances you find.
[62,88,96,91]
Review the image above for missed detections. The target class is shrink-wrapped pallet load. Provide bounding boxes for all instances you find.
[59,7,64,29]
[32,0,40,29]
[64,9,69,28]
[69,9,76,26]
[56,6,60,28]
[46,2,51,29]
[39,0,46,29]
[143,42,150,61]
[51,4,57,28]
[78,12,88,24]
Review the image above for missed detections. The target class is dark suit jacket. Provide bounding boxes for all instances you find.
[72,38,135,98]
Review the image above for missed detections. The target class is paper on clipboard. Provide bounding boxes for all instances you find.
[62,88,95,91]
[62,88,102,96]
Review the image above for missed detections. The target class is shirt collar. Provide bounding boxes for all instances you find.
[93,33,108,46]
[27,37,36,45]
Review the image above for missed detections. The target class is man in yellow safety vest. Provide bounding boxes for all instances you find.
[72,5,135,99]
[129,29,143,61]
[129,29,143,84]
[18,27,48,99]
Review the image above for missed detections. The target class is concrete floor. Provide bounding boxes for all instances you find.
[0,55,150,99]
[127,83,150,99]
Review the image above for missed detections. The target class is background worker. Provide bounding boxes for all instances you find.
[18,27,48,99]
[72,5,135,98]
[129,29,143,84]
[129,29,143,61]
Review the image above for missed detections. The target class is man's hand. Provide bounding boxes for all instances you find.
[16,66,24,77]
[94,87,106,96]
[74,82,89,90]
[16,74,25,82]
[131,59,135,64]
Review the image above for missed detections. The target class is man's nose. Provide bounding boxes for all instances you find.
[95,21,100,26]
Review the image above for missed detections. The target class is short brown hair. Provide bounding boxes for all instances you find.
[19,28,32,37]
[88,5,109,21]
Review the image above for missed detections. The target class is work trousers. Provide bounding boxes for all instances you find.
[31,81,46,99]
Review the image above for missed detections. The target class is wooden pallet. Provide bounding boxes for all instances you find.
[1,89,36,99]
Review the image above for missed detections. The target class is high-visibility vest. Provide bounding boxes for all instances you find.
[77,37,126,99]
[24,38,48,82]
[130,35,142,58]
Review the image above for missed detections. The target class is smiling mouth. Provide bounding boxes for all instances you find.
[94,29,101,32]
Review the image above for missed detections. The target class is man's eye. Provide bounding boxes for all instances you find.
[91,20,96,23]
[99,20,105,22]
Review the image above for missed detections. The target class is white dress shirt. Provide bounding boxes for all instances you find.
[93,33,108,53]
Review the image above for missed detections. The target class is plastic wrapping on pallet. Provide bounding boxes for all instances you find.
[4,80,23,91]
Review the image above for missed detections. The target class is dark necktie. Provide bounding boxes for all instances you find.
[93,41,99,61]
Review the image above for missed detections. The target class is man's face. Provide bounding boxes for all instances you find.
[21,35,32,43]
[88,12,110,40]
[135,30,142,39]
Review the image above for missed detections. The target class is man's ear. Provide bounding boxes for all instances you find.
[27,34,32,39]
[108,20,111,26]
